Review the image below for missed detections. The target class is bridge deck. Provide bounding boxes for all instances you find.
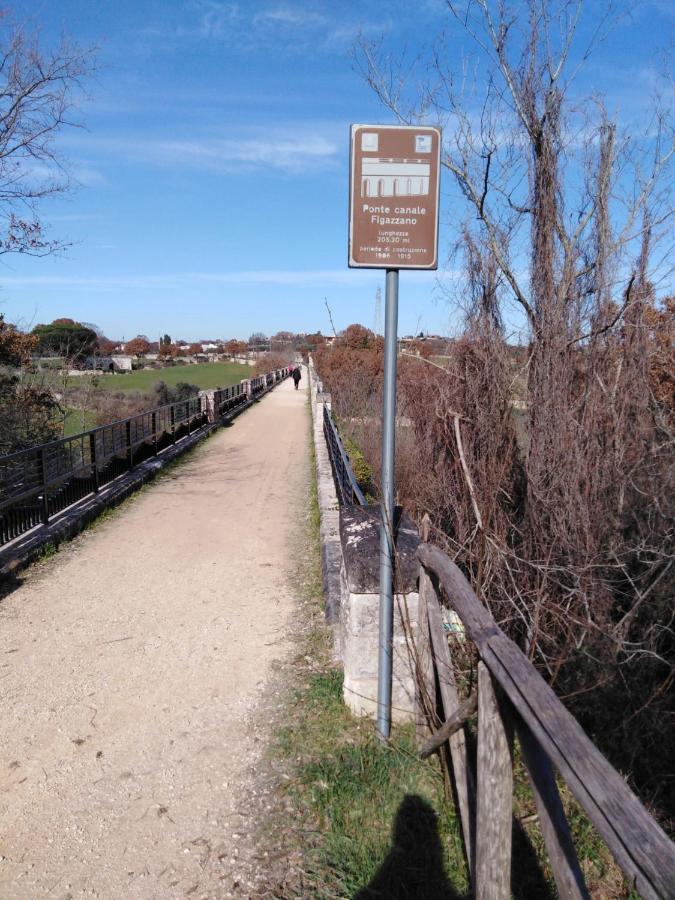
[0,375,309,897]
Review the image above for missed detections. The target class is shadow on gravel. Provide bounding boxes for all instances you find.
[353,794,467,900]
[0,574,26,603]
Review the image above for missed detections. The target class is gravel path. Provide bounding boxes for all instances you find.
[0,374,310,899]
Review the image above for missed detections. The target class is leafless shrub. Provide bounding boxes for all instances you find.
[251,351,294,377]
[345,0,674,821]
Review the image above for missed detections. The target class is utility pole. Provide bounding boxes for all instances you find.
[376,270,399,741]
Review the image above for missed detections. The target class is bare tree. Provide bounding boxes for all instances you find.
[355,1,675,814]
[358,1,672,337]
[0,11,95,256]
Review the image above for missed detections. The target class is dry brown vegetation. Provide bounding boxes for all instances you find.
[323,0,674,826]
[251,351,294,377]
[316,296,674,826]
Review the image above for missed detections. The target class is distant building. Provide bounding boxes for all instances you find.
[84,355,133,372]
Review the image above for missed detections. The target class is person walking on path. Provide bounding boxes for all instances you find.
[292,366,302,390]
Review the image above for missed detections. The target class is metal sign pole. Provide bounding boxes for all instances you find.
[376,268,399,742]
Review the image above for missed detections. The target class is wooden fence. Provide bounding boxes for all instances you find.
[415,541,675,899]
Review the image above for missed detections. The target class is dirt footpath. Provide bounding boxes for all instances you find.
[0,374,310,899]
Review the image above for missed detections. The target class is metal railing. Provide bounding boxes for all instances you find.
[416,543,675,900]
[0,396,207,547]
[322,404,367,506]
[213,383,247,417]
[0,367,292,548]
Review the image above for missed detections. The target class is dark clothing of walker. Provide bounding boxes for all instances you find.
[292,367,302,390]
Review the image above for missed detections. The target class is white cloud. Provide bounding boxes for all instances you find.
[251,7,328,28]
[193,0,241,39]
[135,1,391,53]
[71,165,107,187]
[0,268,456,291]
[63,130,341,174]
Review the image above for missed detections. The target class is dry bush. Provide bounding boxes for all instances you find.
[251,351,293,377]
[315,328,383,424]
[90,391,150,426]
[350,0,674,822]
[314,300,674,823]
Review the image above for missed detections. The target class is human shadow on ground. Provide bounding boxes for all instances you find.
[511,817,556,900]
[353,794,467,900]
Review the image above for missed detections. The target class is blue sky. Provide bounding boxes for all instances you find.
[1,0,672,341]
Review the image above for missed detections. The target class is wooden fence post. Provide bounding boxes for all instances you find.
[516,717,590,899]
[415,569,435,743]
[416,514,436,743]
[424,572,476,874]
[476,660,513,899]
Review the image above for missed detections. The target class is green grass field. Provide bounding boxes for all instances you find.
[59,362,254,437]
[73,361,251,394]
[63,408,98,436]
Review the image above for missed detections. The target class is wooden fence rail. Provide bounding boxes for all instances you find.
[416,542,675,900]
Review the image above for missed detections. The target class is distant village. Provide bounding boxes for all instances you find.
[27,319,451,375]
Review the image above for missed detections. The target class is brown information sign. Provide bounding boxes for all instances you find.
[349,124,441,269]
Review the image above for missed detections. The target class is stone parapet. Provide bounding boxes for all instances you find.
[199,389,217,423]
[307,362,342,645]
[339,504,419,595]
[339,504,420,723]
[341,587,420,723]
[307,356,423,724]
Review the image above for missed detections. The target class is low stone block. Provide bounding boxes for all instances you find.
[342,589,420,723]
[340,504,420,595]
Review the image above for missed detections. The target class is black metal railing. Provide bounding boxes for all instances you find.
[0,367,292,548]
[322,404,367,506]
[213,383,247,417]
[0,395,207,547]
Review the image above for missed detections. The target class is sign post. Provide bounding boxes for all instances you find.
[349,124,441,741]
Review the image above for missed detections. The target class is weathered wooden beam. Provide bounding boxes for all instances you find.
[417,543,675,900]
[516,716,590,900]
[476,661,513,899]
[415,558,436,743]
[424,570,476,873]
[419,690,478,760]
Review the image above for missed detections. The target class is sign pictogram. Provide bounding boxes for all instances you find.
[349,124,441,269]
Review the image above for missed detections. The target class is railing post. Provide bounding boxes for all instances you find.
[152,411,158,455]
[126,420,133,470]
[187,401,191,436]
[476,660,513,898]
[423,565,476,872]
[39,447,50,525]
[90,433,100,492]
[516,718,590,899]
[170,405,176,443]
